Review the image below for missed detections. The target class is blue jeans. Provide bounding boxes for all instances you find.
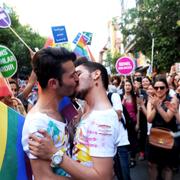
[114,145,131,180]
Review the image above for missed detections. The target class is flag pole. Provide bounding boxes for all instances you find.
[8,26,33,52]
[151,36,154,75]
[3,17,33,52]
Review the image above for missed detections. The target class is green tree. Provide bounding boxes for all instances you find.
[0,6,46,76]
[104,50,122,74]
[121,0,180,72]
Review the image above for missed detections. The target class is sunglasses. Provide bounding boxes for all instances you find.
[154,86,166,90]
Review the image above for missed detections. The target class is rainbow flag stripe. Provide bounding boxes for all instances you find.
[77,35,86,49]
[0,102,32,180]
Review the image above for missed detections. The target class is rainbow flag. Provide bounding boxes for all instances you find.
[58,97,78,123]
[136,51,147,67]
[76,35,86,49]
[0,72,12,97]
[74,35,95,61]
[0,102,32,180]
[86,45,96,62]
[74,45,89,57]
[44,37,55,48]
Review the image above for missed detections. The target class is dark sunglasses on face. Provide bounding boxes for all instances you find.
[154,86,166,90]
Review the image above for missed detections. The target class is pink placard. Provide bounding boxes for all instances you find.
[115,57,135,75]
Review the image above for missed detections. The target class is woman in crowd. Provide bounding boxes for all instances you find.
[147,75,179,180]
[136,76,151,160]
[122,79,138,167]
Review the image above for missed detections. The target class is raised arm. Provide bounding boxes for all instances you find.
[21,70,37,99]
[146,96,156,123]
[156,96,178,123]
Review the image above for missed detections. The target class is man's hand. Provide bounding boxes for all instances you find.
[29,129,57,160]
[29,49,36,60]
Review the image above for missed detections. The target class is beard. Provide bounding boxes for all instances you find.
[75,88,89,100]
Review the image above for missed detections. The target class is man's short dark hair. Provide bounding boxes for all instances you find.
[32,47,76,89]
[74,59,109,90]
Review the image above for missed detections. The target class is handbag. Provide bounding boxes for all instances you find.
[149,127,180,150]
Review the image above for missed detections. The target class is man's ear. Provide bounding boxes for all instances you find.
[92,69,101,80]
[48,79,58,89]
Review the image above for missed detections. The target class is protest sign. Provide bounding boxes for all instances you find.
[0,7,11,28]
[0,7,32,51]
[0,45,17,78]
[51,26,68,43]
[115,56,135,75]
[83,32,93,45]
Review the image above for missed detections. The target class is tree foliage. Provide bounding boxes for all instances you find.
[0,6,46,76]
[121,0,180,72]
[104,50,122,74]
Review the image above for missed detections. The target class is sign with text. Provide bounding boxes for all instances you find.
[73,32,91,45]
[0,45,17,78]
[0,7,11,28]
[115,56,135,75]
[51,26,68,43]
[73,32,81,44]
[83,32,93,45]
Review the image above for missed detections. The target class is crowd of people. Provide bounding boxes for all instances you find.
[0,47,180,180]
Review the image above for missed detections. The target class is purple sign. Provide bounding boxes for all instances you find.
[115,57,135,75]
[0,7,11,28]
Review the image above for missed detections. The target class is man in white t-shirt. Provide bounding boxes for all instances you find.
[108,92,131,180]
[22,47,79,179]
[28,60,121,180]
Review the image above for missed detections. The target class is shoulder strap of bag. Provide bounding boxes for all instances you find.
[107,92,113,105]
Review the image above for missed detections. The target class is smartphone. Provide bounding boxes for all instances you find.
[136,77,142,83]
[139,94,144,100]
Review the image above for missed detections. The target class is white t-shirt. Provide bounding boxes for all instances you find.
[72,108,120,167]
[22,112,69,176]
[169,89,176,97]
[110,93,130,146]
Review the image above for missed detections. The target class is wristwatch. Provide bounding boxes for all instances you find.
[50,149,64,167]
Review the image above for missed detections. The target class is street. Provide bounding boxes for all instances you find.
[130,160,180,180]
